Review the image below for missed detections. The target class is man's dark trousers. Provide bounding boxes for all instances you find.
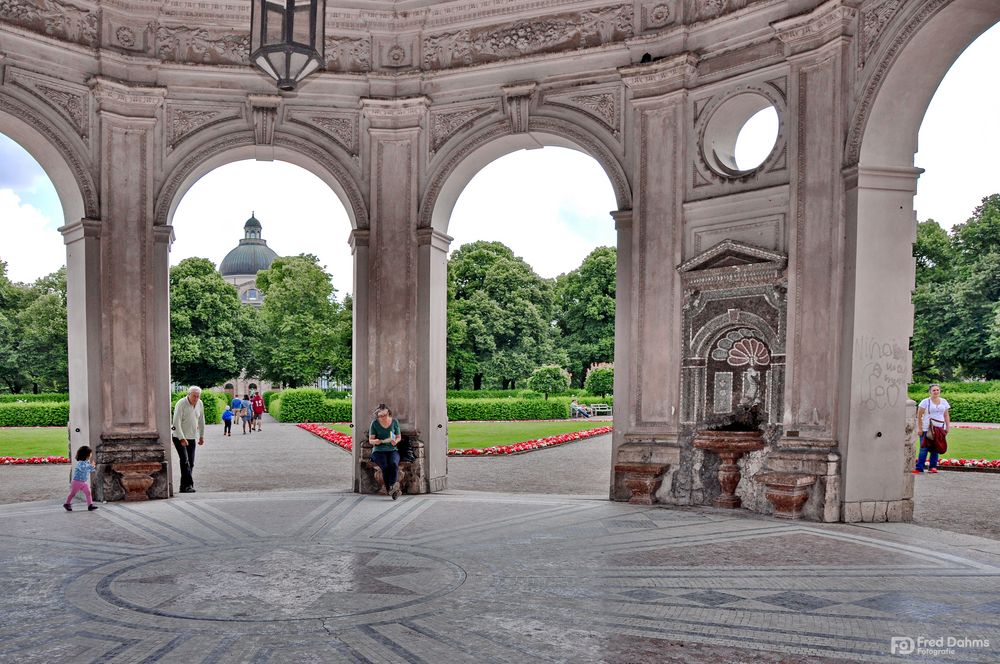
[172,437,197,491]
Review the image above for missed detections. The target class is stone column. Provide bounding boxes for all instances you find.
[770,3,857,521]
[839,166,920,522]
[416,227,452,493]
[152,225,175,495]
[609,209,633,498]
[350,228,371,493]
[355,97,430,493]
[89,77,170,501]
[62,219,103,460]
[612,57,693,500]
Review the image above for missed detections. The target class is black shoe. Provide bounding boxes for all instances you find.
[180,487,196,493]
[87,505,99,511]
[63,503,72,511]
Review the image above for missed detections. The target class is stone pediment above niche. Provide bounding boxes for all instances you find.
[678,240,786,291]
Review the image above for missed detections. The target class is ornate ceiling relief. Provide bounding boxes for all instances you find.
[429,104,497,154]
[324,36,371,73]
[5,67,89,139]
[422,4,633,70]
[0,0,98,47]
[165,103,243,153]
[858,0,905,68]
[285,108,360,162]
[156,25,249,66]
[682,0,762,23]
[544,85,624,139]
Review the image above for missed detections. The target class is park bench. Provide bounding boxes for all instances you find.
[589,403,612,416]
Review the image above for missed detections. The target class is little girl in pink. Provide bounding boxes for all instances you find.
[64,446,98,511]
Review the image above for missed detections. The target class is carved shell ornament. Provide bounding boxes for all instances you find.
[727,338,770,367]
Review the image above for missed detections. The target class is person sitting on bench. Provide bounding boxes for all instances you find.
[571,400,591,418]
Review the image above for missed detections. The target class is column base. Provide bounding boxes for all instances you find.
[615,463,670,505]
[96,434,167,502]
[757,472,816,519]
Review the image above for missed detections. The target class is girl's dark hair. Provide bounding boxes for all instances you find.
[374,403,391,417]
[75,446,92,461]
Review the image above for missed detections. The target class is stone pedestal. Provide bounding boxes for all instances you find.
[111,462,163,501]
[360,431,425,495]
[757,472,817,519]
[96,435,167,502]
[614,463,670,505]
[693,431,764,509]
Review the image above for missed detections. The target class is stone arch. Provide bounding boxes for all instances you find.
[421,117,632,233]
[0,91,97,221]
[154,130,368,229]
[848,0,999,166]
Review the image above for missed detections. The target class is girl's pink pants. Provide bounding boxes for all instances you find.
[66,480,92,505]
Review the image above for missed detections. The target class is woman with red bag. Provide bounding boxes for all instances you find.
[914,384,950,474]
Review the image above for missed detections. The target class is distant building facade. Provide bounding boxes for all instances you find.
[219,215,278,398]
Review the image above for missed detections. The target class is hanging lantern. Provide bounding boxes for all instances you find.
[250,0,325,91]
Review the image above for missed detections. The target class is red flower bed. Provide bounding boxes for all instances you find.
[939,458,1000,471]
[1,456,70,465]
[298,423,353,451]
[447,426,613,456]
[297,423,614,456]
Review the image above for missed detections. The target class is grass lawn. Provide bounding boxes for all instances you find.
[928,428,1000,460]
[0,428,69,458]
[323,420,610,449]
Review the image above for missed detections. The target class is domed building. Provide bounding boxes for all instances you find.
[219,214,278,306]
[218,214,278,399]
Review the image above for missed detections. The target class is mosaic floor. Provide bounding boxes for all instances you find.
[2,490,999,663]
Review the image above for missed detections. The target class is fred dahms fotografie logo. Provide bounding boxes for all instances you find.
[890,636,990,657]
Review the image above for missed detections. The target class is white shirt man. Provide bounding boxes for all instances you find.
[172,387,205,493]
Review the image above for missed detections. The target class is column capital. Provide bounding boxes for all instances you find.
[349,228,370,253]
[361,96,429,130]
[842,165,923,193]
[611,209,633,232]
[416,227,453,252]
[773,0,859,56]
[89,76,166,118]
[60,218,102,244]
[152,224,175,246]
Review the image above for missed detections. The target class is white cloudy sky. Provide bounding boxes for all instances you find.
[2,21,999,288]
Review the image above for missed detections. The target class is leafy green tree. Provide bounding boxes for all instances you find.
[448,241,559,390]
[913,220,955,286]
[584,366,614,396]
[528,364,570,399]
[0,260,28,393]
[554,246,616,387]
[170,257,252,388]
[16,268,68,392]
[254,254,341,387]
[328,293,353,385]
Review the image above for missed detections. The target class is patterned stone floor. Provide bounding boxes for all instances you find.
[3,490,999,663]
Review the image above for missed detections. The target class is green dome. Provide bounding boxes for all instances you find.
[219,214,278,277]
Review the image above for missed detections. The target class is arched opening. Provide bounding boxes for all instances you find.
[848,0,1000,523]
[0,118,87,480]
[166,156,356,494]
[427,134,622,495]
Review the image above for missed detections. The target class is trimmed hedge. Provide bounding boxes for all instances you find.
[448,398,569,421]
[942,393,1000,423]
[272,388,351,423]
[0,402,70,426]
[323,389,352,399]
[0,393,70,403]
[172,391,224,424]
[909,381,1000,398]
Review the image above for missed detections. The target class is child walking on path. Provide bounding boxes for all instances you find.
[222,406,234,436]
[64,446,98,511]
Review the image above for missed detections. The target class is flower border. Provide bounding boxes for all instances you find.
[297,423,614,456]
[0,456,70,465]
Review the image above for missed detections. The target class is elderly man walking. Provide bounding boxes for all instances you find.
[172,386,206,494]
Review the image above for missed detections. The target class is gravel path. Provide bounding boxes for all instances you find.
[2,420,997,540]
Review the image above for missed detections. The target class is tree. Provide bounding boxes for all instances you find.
[584,366,614,396]
[527,365,570,399]
[328,293,353,385]
[0,260,27,393]
[16,268,68,393]
[254,254,341,387]
[169,257,252,388]
[448,241,560,389]
[913,220,955,286]
[554,246,616,387]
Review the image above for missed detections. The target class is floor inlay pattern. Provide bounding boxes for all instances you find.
[2,490,998,663]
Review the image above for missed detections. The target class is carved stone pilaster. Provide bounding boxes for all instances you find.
[89,77,165,118]
[502,82,536,133]
[772,0,859,56]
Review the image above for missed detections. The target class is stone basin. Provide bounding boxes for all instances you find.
[693,430,765,509]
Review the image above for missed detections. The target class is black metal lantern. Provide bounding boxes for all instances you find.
[250,0,325,91]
